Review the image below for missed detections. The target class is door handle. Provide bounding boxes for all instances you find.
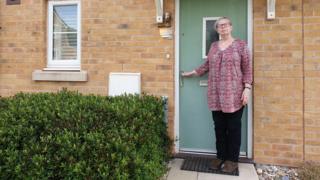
[180,71,184,87]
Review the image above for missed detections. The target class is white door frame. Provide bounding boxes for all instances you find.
[174,0,253,158]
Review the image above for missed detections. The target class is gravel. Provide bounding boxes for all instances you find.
[255,164,299,180]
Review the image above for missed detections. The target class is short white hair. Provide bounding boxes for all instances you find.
[214,17,233,30]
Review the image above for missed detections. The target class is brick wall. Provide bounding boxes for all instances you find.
[253,0,304,166]
[2,0,320,167]
[0,0,175,137]
[254,0,320,166]
[304,0,320,162]
[0,0,47,95]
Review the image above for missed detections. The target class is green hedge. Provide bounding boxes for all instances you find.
[0,90,171,179]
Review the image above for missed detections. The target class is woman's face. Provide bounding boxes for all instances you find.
[216,19,232,36]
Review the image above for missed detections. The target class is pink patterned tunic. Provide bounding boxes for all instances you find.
[195,39,252,113]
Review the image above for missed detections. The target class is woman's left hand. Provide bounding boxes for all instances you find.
[241,88,250,105]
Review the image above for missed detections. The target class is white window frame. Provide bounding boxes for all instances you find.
[47,0,81,70]
[202,17,220,59]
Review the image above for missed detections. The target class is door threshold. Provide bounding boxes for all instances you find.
[174,152,254,164]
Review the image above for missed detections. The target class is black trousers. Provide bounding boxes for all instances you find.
[212,106,244,162]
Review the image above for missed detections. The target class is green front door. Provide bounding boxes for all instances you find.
[179,0,248,155]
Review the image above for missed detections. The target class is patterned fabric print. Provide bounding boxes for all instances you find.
[195,39,252,113]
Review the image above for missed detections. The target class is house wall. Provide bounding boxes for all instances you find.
[0,0,176,138]
[303,0,320,163]
[253,0,320,166]
[1,0,320,167]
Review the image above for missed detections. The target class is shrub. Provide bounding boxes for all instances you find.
[298,161,320,180]
[0,90,171,179]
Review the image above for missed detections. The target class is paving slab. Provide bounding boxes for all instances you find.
[165,159,198,180]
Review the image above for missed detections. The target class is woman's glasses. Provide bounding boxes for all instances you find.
[217,23,230,28]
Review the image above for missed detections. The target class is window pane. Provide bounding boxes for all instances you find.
[53,5,77,32]
[53,33,77,60]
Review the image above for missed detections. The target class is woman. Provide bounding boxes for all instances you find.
[182,17,252,173]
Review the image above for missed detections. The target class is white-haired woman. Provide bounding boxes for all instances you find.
[182,17,252,173]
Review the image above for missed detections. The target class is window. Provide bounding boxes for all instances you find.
[47,1,81,70]
[202,17,220,59]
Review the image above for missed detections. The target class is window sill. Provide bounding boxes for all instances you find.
[43,67,81,71]
[32,69,88,82]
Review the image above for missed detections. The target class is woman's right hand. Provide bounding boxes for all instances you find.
[182,70,197,77]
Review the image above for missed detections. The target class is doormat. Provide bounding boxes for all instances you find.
[180,157,239,176]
